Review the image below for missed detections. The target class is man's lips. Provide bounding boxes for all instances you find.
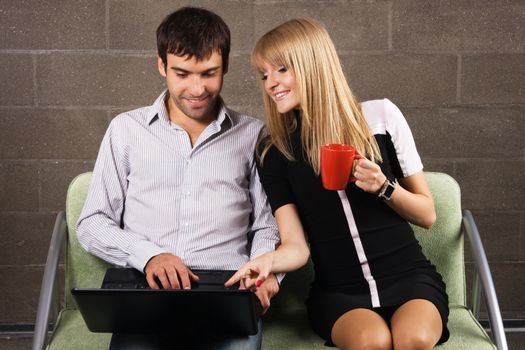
[184,95,210,108]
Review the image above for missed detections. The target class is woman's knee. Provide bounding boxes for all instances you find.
[393,329,436,350]
[335,328,392,350]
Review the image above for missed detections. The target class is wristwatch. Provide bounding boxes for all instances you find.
[378,179,396,201]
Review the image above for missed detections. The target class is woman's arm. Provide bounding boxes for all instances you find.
[354,159,436,229]
[225,203,310,288]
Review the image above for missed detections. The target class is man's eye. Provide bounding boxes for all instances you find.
[176,73,188,78]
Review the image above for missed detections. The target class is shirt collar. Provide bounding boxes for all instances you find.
[146,90,234,128]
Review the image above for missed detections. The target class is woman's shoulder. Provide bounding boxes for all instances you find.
[359,98,407,135]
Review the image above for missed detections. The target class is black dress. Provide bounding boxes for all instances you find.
[256,99,449,345]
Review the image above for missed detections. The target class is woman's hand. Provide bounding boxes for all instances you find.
[225,253,275,290]
[353,158,387,194]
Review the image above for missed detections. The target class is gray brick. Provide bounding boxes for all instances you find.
[109,0,254,53]
[342,53,457,106]
[0,337,33,350]
[0,0,105,49]
[254,2,389,51]
[420,159,455,176]
[0,162,39,212]
[522,212,525,260]
[464,211,522,262]
[221,54,261,109]
[37,53,164,106]
[0,266,44,323]
[466,262,525,318]
[0,54,34,106]
[40,162,94,212]
[456,161,525,211]
[0,214,56,265]
[229,104,266,123]
[0,109,108,159]
[393,0,525,51]
[405,106,525,159]
[507,334,525,350]
[462,54,525,104]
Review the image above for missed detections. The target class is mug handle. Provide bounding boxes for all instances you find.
[349,152,364,182]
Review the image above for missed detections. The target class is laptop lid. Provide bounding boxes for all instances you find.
[72,268,261,335]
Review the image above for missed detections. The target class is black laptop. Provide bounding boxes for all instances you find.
[72,268,261,335]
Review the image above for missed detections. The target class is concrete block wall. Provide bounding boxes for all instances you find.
[0,0,524,325]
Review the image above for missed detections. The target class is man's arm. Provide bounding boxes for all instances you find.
[247,160,281,262]
[245,158,283,313]
[76,121,166,271]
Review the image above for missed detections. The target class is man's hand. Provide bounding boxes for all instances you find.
[253,273,279,315]
[144,253,199,289]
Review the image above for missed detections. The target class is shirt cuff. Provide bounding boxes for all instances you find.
[127,240,167,272]
[250,245,276,261]
[275,272,285,285]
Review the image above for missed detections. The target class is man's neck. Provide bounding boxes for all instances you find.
[165,98,220,146]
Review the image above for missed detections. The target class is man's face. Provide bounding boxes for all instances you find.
[158,51,225,124]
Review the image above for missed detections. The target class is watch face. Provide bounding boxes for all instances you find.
[383,182,395,199]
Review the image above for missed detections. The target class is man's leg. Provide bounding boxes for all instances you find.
[207,319,263,350]
[110,333,163,350]
[109,321,262,350]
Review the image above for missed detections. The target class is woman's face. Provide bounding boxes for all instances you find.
[260,62,301,114]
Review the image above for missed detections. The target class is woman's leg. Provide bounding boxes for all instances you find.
[331,308,392,350]
[390,299,442,350]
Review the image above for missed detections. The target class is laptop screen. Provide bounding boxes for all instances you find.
[72,268,260,335]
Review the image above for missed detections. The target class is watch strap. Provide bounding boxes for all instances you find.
[378,179,395,200]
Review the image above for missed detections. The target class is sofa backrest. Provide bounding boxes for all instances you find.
[63,172,465,309]
[65,172,110,307]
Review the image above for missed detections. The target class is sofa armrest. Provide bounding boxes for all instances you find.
[463,210,508,350]
[32,211,67,350]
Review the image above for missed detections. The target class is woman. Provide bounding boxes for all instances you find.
[226,18,449,349]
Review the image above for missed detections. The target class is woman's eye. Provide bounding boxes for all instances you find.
[278,66,288,73]
[261,74,268,81]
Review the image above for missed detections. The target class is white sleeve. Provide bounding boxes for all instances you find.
[383,99,423,177]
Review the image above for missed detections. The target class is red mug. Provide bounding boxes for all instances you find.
[321,144,364,190]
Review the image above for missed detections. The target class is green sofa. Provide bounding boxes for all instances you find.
[33,172,507,349]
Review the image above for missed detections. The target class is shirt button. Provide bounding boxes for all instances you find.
[185,222,189,227]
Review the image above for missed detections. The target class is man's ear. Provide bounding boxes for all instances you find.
[157,56,167,77]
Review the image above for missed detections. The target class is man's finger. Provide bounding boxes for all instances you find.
[164,266,181,289]
[177,267,191,289]
[188,269,200,282]
[146,273,160,289]
[156,270,172,289]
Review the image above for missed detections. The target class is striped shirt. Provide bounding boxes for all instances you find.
[77,90,280,273]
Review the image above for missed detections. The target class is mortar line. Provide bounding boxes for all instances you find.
[105,0,110,50]
[32,54,38,106]
[387,0,393,51]
[456,54,462,104]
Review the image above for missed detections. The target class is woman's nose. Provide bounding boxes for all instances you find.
[265,73,278,90]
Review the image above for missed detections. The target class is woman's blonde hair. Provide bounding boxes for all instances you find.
[252,18,381,174]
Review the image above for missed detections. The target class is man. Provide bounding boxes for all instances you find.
[77,7,280,349]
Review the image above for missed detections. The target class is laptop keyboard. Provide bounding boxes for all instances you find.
[101,268,240,290]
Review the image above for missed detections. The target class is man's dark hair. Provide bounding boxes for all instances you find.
[157,7,231,71]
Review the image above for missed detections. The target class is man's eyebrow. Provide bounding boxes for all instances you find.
[170,65,221,73]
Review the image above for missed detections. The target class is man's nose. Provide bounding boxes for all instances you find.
[188,76,206,96]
